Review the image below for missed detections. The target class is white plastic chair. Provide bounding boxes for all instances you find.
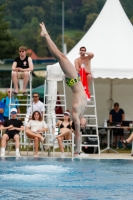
[0,129,24,155]
[52,127,75,157]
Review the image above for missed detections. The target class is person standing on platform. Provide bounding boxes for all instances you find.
[39,22,87,156]
[12,46,34,96]
[109,102,125,149]
[74,47,94,91]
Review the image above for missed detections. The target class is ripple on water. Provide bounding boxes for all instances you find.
[0,158,133,199]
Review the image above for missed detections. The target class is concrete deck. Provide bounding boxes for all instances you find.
[3,151,133,160]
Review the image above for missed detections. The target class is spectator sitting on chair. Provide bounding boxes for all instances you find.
[1,88,20,120]
[0,100,4,124]
[109,102,125,149]
[50,112,87,158]
[12,46,34,96]
[26,111,48,157]
[27,93,45,120]
[49,110,73,158]
[0,108,24,158]
[121,132,133,156]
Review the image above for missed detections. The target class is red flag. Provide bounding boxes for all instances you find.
[79,65,90,101]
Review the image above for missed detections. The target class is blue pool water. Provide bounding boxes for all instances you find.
[0,157,133,200]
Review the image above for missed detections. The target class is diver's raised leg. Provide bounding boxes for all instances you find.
[39,22,77,79]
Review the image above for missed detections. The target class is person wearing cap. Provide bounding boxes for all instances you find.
[12,46,34,96]
[49,110,73,158]
[1,88,20,120]
[0,108,24,158]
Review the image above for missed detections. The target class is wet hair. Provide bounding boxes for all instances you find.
[32,111,42,121]
[114,102,119,107]
[19,46,27,51]
[80,46,86,51]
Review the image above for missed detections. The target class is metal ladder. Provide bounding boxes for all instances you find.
[9,71,32,120]
[44,68,67,146]
[9,71,33,149]
[44,69,67,123]
[81,78,100,154]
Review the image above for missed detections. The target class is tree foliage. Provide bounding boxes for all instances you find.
[84,13,98,31]
[0,5,20,59]
[0,0,133,58]
[55,34,76,53]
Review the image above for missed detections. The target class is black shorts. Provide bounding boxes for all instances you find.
[113,128,124,136]
[3,116,9,121]
[6,132,19,140]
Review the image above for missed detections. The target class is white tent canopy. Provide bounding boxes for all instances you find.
[46,0,133,125]
[47,0,133,79]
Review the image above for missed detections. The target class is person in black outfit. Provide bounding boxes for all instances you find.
[12,46,34,95]
[0,108,24,158]
[50,113,87,157]
[49,110,73,158]
[109,102,125,149]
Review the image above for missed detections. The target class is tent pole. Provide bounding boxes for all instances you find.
[62,0,65,54]
[110,79,113,110]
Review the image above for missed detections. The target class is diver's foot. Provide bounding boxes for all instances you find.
[39,22,48,37]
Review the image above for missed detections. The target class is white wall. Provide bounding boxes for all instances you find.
[58,78,133,125]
